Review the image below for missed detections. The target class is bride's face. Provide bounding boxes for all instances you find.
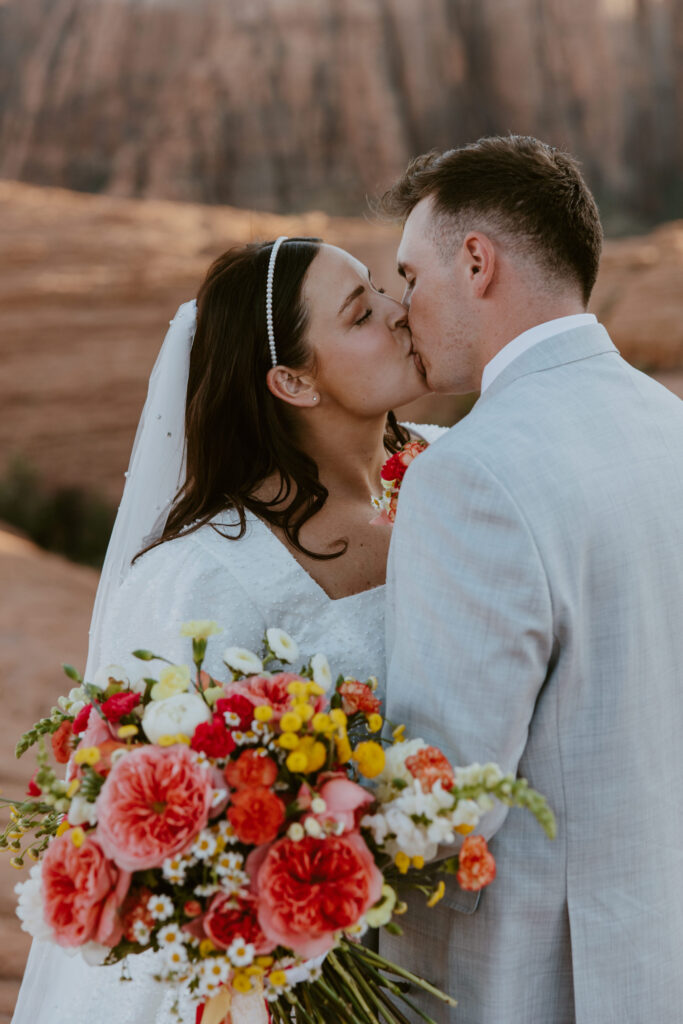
[301,244,429,415]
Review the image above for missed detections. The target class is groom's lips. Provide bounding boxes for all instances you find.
[411,347,426,377]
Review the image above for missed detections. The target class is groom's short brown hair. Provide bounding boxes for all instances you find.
[380,135,603,304]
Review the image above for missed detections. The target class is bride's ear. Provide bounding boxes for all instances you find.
[266,367,320,408]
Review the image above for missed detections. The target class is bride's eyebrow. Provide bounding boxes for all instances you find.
[337,268,373,317]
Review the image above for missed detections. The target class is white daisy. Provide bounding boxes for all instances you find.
[147,894,174,920]
[227,937,255,968]
[310,653,332,691]
[223,647,263,675]
[195,883,221,898]
[163,944,189,969]
[132,920,151,944]
[192,829,218,860]
[158,923,183,946]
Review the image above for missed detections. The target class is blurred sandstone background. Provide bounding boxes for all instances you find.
[1,0,683,1019]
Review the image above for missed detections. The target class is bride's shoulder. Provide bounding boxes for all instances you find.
[401,421,451,445]
[122,513,244,584]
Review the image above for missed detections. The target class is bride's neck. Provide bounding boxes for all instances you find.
[299,411,389,501]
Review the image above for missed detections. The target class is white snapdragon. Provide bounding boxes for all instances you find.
[266,628,299,663]
[142,692,212,743]
[223,647,263,675]
[67,794,99,827]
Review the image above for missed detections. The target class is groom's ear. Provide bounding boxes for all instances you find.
[266,367,319,408]
[462,232,496,297]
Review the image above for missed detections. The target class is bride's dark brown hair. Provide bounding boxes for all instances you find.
[143,238,408,561]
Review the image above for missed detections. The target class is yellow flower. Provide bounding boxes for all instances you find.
[306,682,326,697]
[117,724,139,739]
[66,779,80,798]
[157,733,191,747]
[286,751,308,773]
[297,736,327,773]
[278,731,300,751]
[56,819,70,837]
[253,704,274,723]
[295,702,314,722]
[74,746,101,767]
[286,680,307,698]
[199,938,216,958]
[179,620,222,640]
[70,827,85,848]
[455,823,475,836]
[268,969,287,988]
[280,711,303,733]
[367,713,383,733]
[392,724,406,743]
[312,712,333,734]
[411,855,425,870]
[232,972,253,994]
[394,851,411,874]
[329,708,348,729]
[335,732,352,764]
[27,848,40,862]
[353,741,386,778]
[427,880,446,907]
[151,664,191,701]
[10,857,24,870]
[256,956,275,968]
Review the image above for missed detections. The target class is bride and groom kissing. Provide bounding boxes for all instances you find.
[13,135,683,1024]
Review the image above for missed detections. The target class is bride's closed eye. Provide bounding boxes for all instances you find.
[355,308,373,326]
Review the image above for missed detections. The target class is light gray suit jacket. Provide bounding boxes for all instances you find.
[382,325,683,1024]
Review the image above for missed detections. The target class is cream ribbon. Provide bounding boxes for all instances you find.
[202,981,270,1024]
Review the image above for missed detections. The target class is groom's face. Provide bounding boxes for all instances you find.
[397,197,481,394]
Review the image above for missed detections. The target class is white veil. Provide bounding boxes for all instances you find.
[10,300,197,1024]
[85,299,197,680]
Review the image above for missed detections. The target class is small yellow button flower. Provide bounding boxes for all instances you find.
[268,970,288,988]
[280,711,303,733]
[286,680,307,698]
[297,737,327,773]
[286,751,308,773]
[411,855,425,870]
[335,733,352,764]
[56,819,71,837]
[295,702,314,722]
[367,713,383,733]
[232,972,253,993]
[329,708,348,729]
[312,712,333,734]
[74,746,101,767]
[66,779,81,798]
[278,731,300,751]
[352,741,386,778]
[198,938,216,958]
[253,704,274,723]
[117,724,139,739]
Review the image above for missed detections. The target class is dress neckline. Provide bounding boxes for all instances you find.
[244,511,386,605]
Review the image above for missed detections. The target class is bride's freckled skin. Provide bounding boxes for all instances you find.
[262,244,430,600]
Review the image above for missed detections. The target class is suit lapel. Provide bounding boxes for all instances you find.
[475,324,619,407]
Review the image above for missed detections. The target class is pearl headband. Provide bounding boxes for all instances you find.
[266,236,288,367]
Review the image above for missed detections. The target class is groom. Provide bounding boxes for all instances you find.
[381,136,683,1023]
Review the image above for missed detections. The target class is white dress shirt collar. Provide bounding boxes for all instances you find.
[480,313,598,394]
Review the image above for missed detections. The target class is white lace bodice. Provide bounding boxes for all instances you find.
[12,422,448,1024]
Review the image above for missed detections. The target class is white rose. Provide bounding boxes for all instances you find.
[266,628,299,664]
[142,692,212,743]
[91,664,129,692]
[310,653,332,691]
[223,647,263,675]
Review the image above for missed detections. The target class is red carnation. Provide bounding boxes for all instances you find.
[215,694,255,730]
[51,719,75,764]
[338,680,381,717]
[191,714,236,758]
[405,746,455,791]
[27,773,42,797]
[101,692,141,723]
[457,835,496,891]
[380,452,407,483]
[225,749,278,791]
[72,703,94,734]
[228,786,285,845]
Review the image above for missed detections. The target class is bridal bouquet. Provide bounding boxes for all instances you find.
[2,625,555,1024]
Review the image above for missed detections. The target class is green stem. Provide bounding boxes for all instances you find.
[348,944,458,1008]
[317,973,368,1024]
[345,952,436,1024]
[339,949,404,1024]
[327,951,377,1020]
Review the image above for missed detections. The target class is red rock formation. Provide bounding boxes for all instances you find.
[0,0,681,224]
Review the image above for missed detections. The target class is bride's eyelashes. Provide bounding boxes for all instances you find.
[355,308,373,326]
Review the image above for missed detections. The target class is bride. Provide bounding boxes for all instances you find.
[12,235,444,1023]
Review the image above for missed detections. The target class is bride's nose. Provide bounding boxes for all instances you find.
[386,295,409,332]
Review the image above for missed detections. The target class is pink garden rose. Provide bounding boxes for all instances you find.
[41,832,130,947]
[298,775,374,834]
[96,745,213,871]
[248,831,383,958]
[226,673,324,722]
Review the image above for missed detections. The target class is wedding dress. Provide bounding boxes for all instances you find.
[11,428,446,1024]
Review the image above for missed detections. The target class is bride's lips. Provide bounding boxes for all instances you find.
[408,342,426,378]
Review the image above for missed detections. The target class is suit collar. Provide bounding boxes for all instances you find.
[474,323,618,405]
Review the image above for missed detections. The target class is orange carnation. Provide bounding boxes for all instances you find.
[225,749,278,790]
[457,835,496,891]
[405,746,455,791]
[227,786,285,845]
[338,680,381,716]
